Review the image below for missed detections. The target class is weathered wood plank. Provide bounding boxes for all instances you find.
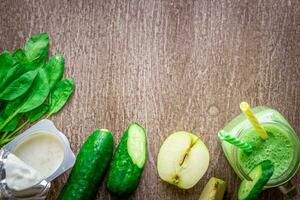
[0,0,299,199]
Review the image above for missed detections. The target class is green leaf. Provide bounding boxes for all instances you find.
[48,78,74,117]
[0,51,15,81]
[0,101,6,111]
[0,95,25,131]
[2,114,22,132]
[3,96,24,116]
[0,64,20,90]
[12,49,29,65]
[25,103,49,123]
[44,53,64,90]
[24,33,49,66]
[19,67,50,113]
[0,110,22,133]
[0,60,35,92]
[0,69,38,101]
[0,67,50,131]
[0,52,18,89]
[0,111,6,123]
[0,33,51,132]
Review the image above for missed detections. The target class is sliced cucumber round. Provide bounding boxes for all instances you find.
[238,160,274,200]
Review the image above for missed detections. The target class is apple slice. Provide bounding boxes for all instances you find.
[157,131,210,189]
[199,177,226,200]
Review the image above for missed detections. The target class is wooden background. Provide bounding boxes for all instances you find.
[0,0,299,199]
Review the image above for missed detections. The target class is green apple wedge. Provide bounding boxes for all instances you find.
[157,131,210,189]
[199,177,226,200]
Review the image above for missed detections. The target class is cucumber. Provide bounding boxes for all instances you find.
[58,129,114,200]
[106,123,147,196]
[238,160,274,200]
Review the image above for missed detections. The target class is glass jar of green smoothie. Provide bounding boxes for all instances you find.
[220,106,300,196]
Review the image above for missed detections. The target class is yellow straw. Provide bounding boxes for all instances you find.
[240,102,268,140]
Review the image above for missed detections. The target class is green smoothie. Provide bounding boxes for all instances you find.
[221,106,300,188]
[238,124,294,179]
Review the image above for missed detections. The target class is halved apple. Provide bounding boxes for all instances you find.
[157,131,210,189]
[199,177,226,200]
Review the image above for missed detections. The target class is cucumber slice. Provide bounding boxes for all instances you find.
[238,160,274,200]
[127,123,147,168]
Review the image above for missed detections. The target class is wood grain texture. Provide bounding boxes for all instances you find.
[1,0,300,199]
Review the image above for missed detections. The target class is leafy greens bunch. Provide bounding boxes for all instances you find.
[0,33,75,145]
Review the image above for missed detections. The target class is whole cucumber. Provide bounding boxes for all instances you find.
[58,129,114,200]
[107,123,147,196]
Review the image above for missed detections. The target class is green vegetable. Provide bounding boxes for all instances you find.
[0,110,22,133]
[0,51,15,81]
[12,49,39,72]
[107,123,147,196]
[12,49,30,66]
[0,69,38,101]
[0,101,6,111]
[0,68,50,131]
[0,64,20,90]
[238,160,274,200]
[0,111,22,144]
[0,62,35,92]
[46,78,74,118]
[24,33,49,67]
[44,54,64,90]
[25,103,49,123]
[2,114,22,133]
[0,104,49,145]
[0,33,48,90]
[18,68,50,113]
[6,104,49,138]
[3,96,24,116]
[58,129,114,200]
[0,33,74,146]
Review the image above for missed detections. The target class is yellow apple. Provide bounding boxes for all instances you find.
[157,131,210,189]
[199,177,226,200]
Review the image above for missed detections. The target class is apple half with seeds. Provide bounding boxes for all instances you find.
[199,177,226,200]
[157,131,210,189]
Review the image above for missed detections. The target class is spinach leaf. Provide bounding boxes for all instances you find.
[0,101,6,111]
[0,110,22,133]
[0,69,38,101]
[44,53,64,90]
[25,103,49,123]
[0,113,22,145]
[18,67,50,113]
[3,96,24,116]
[0,64,20,90]
[0,111,7,124]
[0,60,36,91]
[0,94,26,131]
[0,51,15,81]
[2,103,49,142]
[0,68,50,131]
[12,49,29,65]
[24,33,49,67]
[1,114,22,132]
[0,33,74,136]
[47,78,74,117]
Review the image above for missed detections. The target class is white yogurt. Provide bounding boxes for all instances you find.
[12,132,64,179]
[5,153,42,191]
